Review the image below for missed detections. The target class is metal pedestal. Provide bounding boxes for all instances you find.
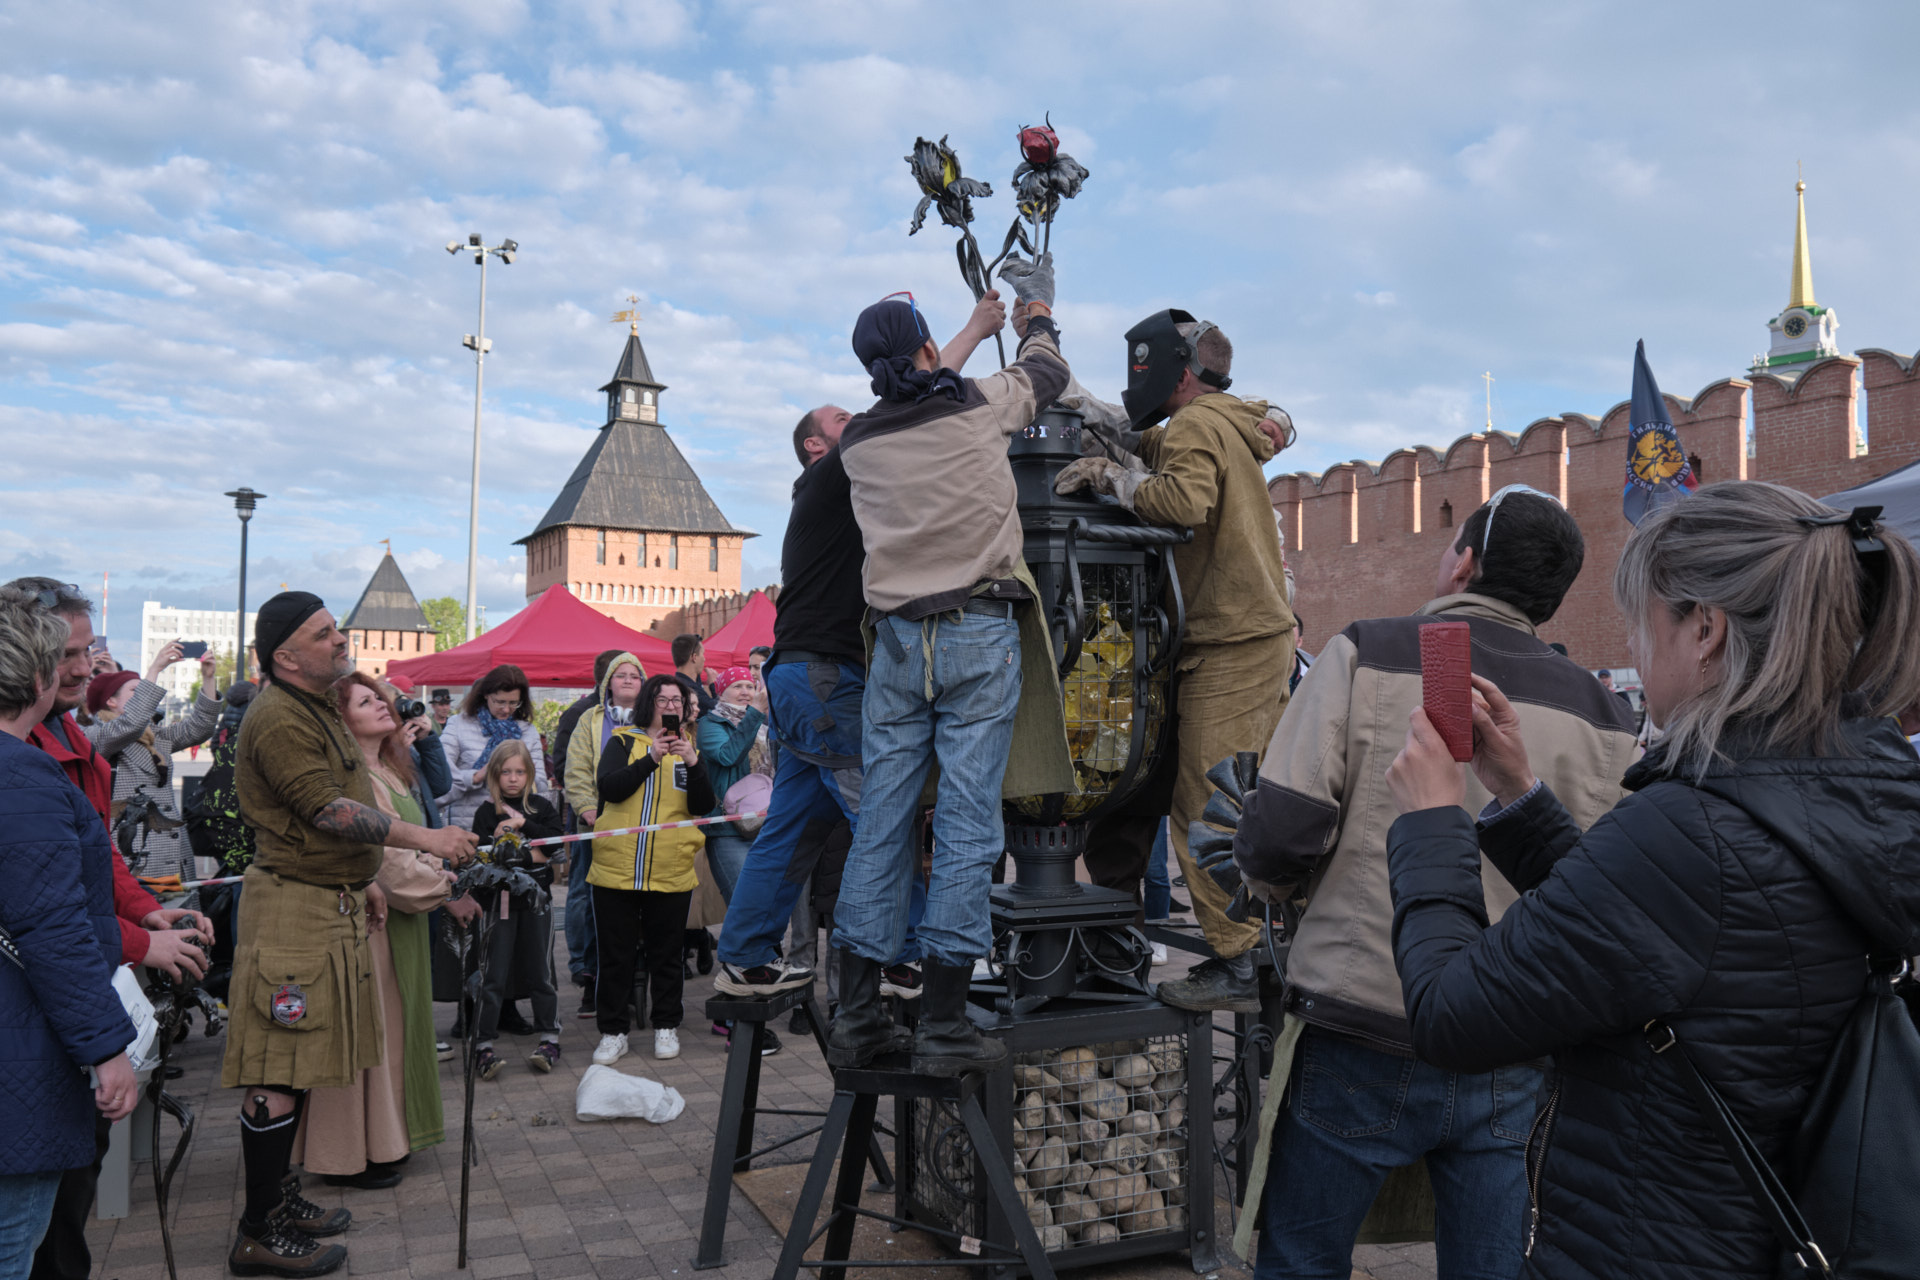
[776,1060,1056,1280]
[694,982,893,1270]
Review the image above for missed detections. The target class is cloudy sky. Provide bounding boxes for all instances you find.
[5,0,1917,655]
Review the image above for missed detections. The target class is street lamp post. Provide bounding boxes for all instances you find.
[224,487,265,682]
[446,232,517,643]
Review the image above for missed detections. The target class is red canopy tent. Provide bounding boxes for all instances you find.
[700,590,778,669]
[386,585,675,690]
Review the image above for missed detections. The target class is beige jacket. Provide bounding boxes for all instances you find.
[1233,594,1640,1053]
[841,322,1070,619]
[563,652,645,819]
[1135,393,1294,647]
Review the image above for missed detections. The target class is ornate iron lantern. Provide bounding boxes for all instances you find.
[988,406,1189,1010]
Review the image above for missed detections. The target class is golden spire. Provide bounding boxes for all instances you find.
[1788,171,1815,311]
[611,294,642,335]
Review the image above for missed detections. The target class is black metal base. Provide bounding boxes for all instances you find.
[987,883,1150,1012]
[775,1063,1056,1280]
[694,982,894,1270]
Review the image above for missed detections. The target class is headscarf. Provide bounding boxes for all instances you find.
[853,298,965,404]
[713,666,754,699]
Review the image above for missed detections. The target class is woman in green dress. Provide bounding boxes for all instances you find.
[293,673,455,1188]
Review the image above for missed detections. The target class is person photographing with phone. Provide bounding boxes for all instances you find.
[587,675,714,1067]
[84,637,226,882]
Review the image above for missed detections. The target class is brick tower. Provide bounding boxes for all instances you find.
[341,550,438,679]
[517,320,753,632]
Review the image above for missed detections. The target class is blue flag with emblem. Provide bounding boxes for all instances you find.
[1623,339,1698,526]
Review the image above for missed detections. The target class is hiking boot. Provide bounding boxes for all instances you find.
[826,951,913,1069]
[228,1209,347,1277]
[475,1046,503,1081]
[911,960,1007,1078]
[713,960,813,997]
[1154,955,1261,1014]
[278,1176,352,1234]
[528,1041,562,1073]
[880,963,923,999]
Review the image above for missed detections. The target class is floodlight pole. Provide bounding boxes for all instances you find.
[450,234,517,643]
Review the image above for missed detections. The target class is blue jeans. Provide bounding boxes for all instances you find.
[1257,1025,1539,1280]
[706,830,752,904]
[0,1171,60,1280]
[1144,817,1171,921]
[719,660,923,969]
[833,610,1021,966]
[564,823,596,982]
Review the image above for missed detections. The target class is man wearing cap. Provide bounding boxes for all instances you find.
[1053,313,1297,1013]
[1225,488,1639,1273]
[221,592,478,1277]
[826,257,1076,1076]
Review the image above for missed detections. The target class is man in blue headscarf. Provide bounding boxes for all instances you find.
[828,255,1077,1076]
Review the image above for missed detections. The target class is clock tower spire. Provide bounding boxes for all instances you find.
[1753,173,1839,373]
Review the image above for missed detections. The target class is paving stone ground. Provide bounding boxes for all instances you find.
[86,886,1436,1280]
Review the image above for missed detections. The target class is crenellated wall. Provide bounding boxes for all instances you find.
[1273,347,1920,669]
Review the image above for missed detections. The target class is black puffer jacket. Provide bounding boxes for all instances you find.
[1386,718,1920,1280]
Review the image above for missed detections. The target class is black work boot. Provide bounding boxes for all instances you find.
[1154,954,1261,1014]
[825,950,912,1069]
[911,960,1008,1078]
[278,1174,351,1235]
[228,1208,348,1277]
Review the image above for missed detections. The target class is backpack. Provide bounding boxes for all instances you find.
[1647,958,1920,1278]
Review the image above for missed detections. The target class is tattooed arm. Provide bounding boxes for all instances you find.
[314,798,479,863]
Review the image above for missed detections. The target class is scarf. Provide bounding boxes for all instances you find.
[852,298,965,405]
[709,700,775,777]
[476,707,525,764]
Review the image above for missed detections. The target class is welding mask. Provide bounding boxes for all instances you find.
[1121,308,1233,429]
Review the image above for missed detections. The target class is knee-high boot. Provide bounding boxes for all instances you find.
[911,960,1007,1077]
[825,950,912,1069]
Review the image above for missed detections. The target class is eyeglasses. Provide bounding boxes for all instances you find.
[879,291,928,340]
[1481,484,1563,557]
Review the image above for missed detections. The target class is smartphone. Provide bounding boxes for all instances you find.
[660,713,681,736]
[1419,621,1474,762]
[179,641,209,659]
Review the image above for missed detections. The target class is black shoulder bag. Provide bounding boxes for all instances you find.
[1644,957,1920,1279]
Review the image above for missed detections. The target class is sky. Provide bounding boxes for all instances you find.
[5,0,1918,656]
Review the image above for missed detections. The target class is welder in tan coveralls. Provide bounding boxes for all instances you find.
[1053,309,1295,1012]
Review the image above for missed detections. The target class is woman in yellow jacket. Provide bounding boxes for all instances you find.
[587,675,714,1066]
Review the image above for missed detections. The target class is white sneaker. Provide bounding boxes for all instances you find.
[1151,942,1169,967]
[654,1028,681,1059]
[592,1033,629,1066]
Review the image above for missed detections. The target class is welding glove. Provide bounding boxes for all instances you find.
[1054,455,1150,510]
[997,251,1056,308]
[1059,375,1143,459]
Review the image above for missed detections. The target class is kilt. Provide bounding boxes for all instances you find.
[221,866,384,1091]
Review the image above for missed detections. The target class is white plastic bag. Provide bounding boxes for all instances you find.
[116,966,161,1072]
[574,1064,685,1124]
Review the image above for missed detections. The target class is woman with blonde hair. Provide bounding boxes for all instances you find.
[294,673,456,1190]
[1380,482,1920,1280]
[468,739,564,1079]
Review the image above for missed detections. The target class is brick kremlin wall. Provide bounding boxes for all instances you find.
[1269,347,1920,670]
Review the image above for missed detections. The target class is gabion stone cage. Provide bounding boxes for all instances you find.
[897,1002,1220,1273]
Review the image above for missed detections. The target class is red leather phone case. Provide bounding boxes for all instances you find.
[1420,622,1474,762]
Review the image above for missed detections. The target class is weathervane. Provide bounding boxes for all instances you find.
[611,294,642,334]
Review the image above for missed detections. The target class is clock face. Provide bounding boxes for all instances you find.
[1784,314,1808,339]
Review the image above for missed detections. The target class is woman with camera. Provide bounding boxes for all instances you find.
[0,590,138,1278]
[84,640,224,881]
[294,674,457,1191]
[588,675,713,1066]
[438,664,548,832]
[1382,483,1920,1280]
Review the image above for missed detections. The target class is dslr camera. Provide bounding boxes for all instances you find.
[393,694,428,722]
